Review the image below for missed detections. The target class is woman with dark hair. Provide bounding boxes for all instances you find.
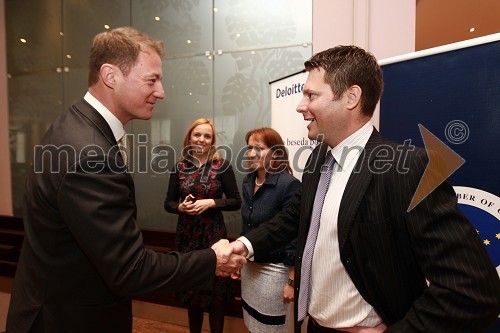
[164,118,241,333]
[240,127,301,333]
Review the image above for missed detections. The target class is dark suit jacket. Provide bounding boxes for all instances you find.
[245,129,500,333]
[7,99,216,333]
[241,171,300,265]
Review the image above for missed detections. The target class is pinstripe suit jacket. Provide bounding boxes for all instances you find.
[245,128,500,333]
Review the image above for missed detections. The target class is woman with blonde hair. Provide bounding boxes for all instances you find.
[164,118,241,333]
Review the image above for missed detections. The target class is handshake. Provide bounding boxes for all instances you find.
[211,239,249,278]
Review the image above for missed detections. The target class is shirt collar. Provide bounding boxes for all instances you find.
[84,91,124,142]
[329,121,373,170]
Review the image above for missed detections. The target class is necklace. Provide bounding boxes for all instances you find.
[255,178,265,187]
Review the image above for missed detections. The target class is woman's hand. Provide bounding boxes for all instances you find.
[183,199,216,215]
[283,283,294,303]
[283,267,295,303]
[177,201,190,213]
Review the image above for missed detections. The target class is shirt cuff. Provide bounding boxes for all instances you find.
[237,236,254,261]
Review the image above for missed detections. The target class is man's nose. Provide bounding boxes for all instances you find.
[155,82,165,99]
[296,97,307,114]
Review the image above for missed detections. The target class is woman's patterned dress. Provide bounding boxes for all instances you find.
[164,158,241,308]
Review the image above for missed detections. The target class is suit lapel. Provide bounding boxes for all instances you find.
[338,129,384,251]
[72,98,130,174]
[73,99,117,147]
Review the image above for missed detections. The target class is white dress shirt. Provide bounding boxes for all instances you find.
[309,121,381,328]
[239,122,382,328]
[84,91,124,142]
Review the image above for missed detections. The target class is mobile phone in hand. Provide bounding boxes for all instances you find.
[184,194,196,203]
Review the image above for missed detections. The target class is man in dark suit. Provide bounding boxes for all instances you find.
[6,27,246,333]
[226,46,500,332]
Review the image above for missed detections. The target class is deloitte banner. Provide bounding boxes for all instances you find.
[270,70,312,179]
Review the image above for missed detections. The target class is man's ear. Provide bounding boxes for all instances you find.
[346,85,362,110]
[100,64,115,88]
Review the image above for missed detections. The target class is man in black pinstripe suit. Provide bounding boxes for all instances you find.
[225,46,500,333]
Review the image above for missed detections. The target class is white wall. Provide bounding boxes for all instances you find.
[312,0,416,128]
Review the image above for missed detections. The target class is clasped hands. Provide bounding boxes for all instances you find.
[178,197,215,215]
[211,239,249,278]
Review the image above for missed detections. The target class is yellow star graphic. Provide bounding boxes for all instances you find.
[496,233,500,240]
[483,239,490,246]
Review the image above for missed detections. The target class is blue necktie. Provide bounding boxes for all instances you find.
[298,151,335,321]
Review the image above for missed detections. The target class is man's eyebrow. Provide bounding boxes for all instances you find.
[143,73,162,79]
[303,87,313,94]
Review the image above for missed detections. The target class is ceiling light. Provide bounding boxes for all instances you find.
[469,27,475,32]
[20,38,26,43]
[104,25,110,30]
[155,16,160,21]
[187,39,192,44]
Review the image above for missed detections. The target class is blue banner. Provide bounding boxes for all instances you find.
[380,34,500,332]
